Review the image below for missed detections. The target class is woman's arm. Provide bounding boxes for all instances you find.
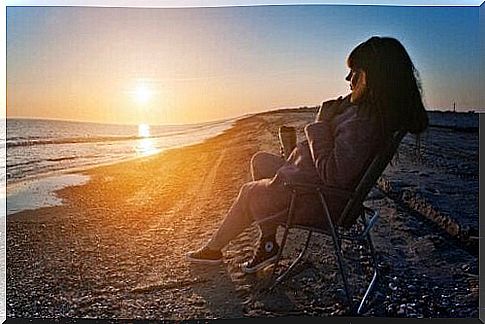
[315,95,352,122]
[304,117,377,189]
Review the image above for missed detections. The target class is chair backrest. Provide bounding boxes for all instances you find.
[337,129,407,227]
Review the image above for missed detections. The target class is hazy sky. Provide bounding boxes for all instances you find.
[7,4,481,125]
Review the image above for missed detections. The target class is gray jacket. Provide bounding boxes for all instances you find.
[250,104,382,228]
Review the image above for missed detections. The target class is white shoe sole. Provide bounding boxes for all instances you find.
[185,254,222,265]
[241,255,278,274]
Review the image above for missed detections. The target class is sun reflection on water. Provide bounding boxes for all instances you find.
[136,124,160,156]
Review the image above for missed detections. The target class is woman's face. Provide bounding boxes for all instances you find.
[345,67,367,104]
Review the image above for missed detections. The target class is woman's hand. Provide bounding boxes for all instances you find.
[315,95,352,122]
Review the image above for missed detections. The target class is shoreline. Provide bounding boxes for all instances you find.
[5,116,243,216]
[5,116,241,189]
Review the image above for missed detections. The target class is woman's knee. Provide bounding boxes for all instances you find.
[251,151,283,180]
[239,182,253,196]
[250,151,269,169]
[250,152,267,180]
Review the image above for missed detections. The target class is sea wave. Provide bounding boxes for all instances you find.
[7,135,143,148]
[6,122,224,148]
[6,117,238,183]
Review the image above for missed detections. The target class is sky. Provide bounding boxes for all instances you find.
[6,4,482,125]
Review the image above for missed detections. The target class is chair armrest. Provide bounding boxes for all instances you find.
[283,181,354,198]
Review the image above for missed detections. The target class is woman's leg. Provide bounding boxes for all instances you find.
[202,178,285,273]
[186,182,257,264]
[187,153,287,265]
[251,151,285,181]
[250,151,285,241]
[193,152,284,252]
[205,182,254,251]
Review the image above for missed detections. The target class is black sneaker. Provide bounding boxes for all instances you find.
[186,247,223,265]
[241,239,279,274]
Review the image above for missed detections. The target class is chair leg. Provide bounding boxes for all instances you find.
[270,230,312,290]
[330,226,354,313]
[268,192,296,291]
[319,191,354,313]
[268,223,290,291]
[357,230,379,315]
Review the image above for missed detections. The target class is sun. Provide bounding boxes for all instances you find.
[133,84,152,104]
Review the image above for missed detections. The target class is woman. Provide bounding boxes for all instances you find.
[186,36,428,273]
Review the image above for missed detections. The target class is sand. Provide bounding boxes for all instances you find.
[6,110,478,319]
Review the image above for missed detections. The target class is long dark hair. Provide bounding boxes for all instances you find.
[347,36,428,137]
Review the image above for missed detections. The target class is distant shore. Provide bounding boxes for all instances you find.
[6,108,478,319]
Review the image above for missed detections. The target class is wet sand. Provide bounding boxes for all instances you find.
[6,110,478,319]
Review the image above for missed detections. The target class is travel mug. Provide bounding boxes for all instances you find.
[278,126,297,159]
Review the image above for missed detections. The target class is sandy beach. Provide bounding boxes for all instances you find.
[6,109,478,319]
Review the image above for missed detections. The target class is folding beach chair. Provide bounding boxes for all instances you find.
[265,129,407,315]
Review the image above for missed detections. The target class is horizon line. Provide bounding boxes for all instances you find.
[5,107,483,125]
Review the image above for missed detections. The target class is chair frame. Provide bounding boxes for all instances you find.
[264,130,407,315]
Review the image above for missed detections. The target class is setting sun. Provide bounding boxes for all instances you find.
[134,84,152,104]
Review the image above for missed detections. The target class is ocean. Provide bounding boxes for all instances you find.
[5,117,237,184]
